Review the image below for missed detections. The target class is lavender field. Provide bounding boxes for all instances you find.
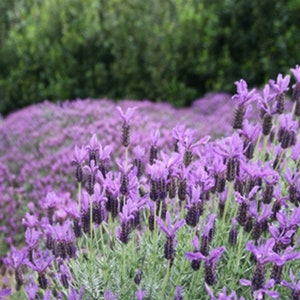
[1,67,300,299]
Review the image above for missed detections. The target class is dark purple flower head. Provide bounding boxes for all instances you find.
[116,106,137,124]
[135,288,147,300]
[245,239,276,264]
[291,65,300,82]
[232,79,257,106]
[156,211,185,238]
[269,74,291,94]
[4,246,27,269]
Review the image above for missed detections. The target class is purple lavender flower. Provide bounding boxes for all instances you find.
[231,79,257,129]
[72,145,87,182]
[244,239,278,292]
[157,211,185,262]
[270,246,300,283]
[269,74,290,94]
[277,113,298,149]
[116,106,137,124]
[24,251,54,289]
[22,212,39,228]
[232,79,257,106]
[0,288,11,299]
[68,287,85,300]
[240,279,279,299]
[268,224,296,252]
[24,276,39,300]
[213,133,244,181]
[83,159,99,195]
[156,211,186,239]
[4,246,27,288]
[276,207,300,232]
[185,186,202,227]
[249,202,272,240]
[135,288,147,300]
[186,247,225,285]
[281,269,300,300]
[174,285,184,300]
[104,289,118,300]
[85,134,99,163]
[116,106,137,147]
[205,283,243,300]
[60,263,71,289]
[291,65,300,82]
[290,65,300,109]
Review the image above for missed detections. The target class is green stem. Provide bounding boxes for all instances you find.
[160,260,171,299]
[89,194,93,275]
[223,181,234,222]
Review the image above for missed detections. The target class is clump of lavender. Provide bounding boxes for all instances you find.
[2,65,300,299]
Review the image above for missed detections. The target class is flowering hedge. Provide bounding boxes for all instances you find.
[1,66,300,299]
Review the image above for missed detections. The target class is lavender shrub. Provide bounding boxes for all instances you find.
[1,66,300,299]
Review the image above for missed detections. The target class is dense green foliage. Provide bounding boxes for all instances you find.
[0,0,300,115]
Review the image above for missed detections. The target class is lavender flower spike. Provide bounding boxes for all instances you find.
[135,288,147,300]
[281,269,300,299]
[156,211,186,239]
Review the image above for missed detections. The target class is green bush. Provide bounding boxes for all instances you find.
[0,0,300,115]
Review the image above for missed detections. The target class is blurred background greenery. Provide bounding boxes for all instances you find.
[0,0,300,115]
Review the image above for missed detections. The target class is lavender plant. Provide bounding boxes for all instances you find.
[1,66,300,299]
